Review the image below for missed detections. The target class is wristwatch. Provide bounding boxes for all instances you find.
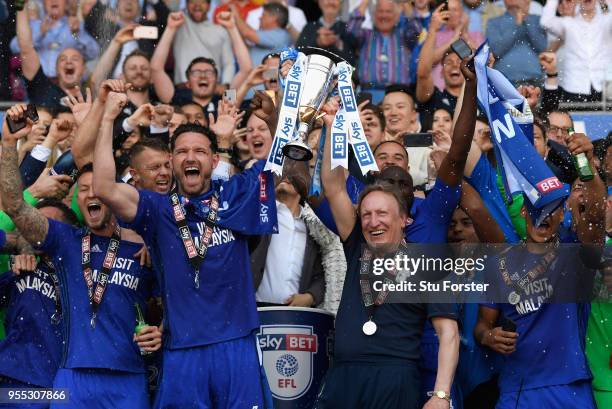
[433,390,451,402]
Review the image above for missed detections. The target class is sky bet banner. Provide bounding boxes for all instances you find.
[474,42,569,226]
[332,62,378,176]
[265,53,307,176]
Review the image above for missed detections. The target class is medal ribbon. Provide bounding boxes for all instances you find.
[169,189,219,289]
[82,224,121,327]
[499,244,558,298]
[41,257,62,324]
[359,246,402,321]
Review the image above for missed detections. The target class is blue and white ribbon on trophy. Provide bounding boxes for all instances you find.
[474,42,569,226]
[265,52,307,175]
[334,62,377,176]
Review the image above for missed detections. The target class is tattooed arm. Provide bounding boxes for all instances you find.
[1,105,50,246]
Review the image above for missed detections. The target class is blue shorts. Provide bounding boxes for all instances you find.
[315,362,420,409]
[50,368,149,409]
[496,380,596,409]
[154,335,270,409]
[0,376,48,409]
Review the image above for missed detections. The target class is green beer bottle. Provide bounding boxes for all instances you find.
[134,303,151,356]
[568,128,594,182]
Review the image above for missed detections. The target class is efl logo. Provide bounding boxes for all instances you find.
[536,177,562,193]
[339,86,356,112]
[258,325,317,400]
[284,81,301,108]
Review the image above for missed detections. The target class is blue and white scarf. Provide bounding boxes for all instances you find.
[474,42,569,226]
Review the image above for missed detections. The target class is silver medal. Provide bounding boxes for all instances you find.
[362,320,377,336]
[508,291,521,305]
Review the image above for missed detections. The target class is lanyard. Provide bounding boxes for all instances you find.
[359,246,403,321]
[41,257,62,324]
[499,243,558,304]
[82,224,121,328]
[169,189,219,289]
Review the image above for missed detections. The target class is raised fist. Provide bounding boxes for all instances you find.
[104,92,129,120]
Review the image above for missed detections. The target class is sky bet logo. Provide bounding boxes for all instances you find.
[284,81,301,108]
[339,86,356,112]
[332,133,347,159]
[258,326,317,400]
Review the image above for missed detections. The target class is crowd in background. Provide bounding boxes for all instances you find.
[0,0,610,408]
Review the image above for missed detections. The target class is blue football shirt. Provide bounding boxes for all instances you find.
[38,219,156,373]
[482,246,593,393]
[122,160,278,349]
[0,262,62,387]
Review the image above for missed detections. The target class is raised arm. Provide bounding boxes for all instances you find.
[425,317,459,409]
[416,5,448,103]
[217,10,253,89]
[14,8,40,81]
[72,80,130,169]
[1,106,53,245]
[565,133,606,245]
[151,12,184,104]
[236,66,266,106]
[91,25,137,88]
[233,5,260,44]
[460,182,506,243]
[93,92,140,223]
[320,99,356,241]
[437,58,477,186]
[347,0,370,46]
[540,0,565,39]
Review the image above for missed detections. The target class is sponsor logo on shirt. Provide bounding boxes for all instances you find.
[259,174,268,201]
[194,224,236,249]
[91,257,140,291]
[15,269,57,300]
[513,278,553,315]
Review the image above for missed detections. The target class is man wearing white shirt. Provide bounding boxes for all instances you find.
[540,0,612,101]
[246,0,307,43]
[251,168,325,307]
